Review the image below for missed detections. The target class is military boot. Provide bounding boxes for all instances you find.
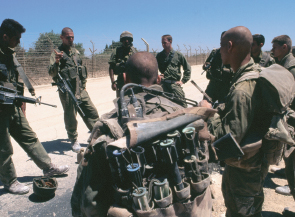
[43,163,70,177]
[71,139,81,153]
[275,185,291,196]
[4,180,30,195]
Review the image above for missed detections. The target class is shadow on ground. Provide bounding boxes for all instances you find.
[262,211,283,216]
[41,139,88,155]
[263,172,286,190]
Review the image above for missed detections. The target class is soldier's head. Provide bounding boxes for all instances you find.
[0,19,25,48]
[271,35,292,61]
[120,31,133,48]
[251,34,265,56]
[220,26,252,72]
[124,52,160,86]
[60,27,74,49]
[161,35,172,51]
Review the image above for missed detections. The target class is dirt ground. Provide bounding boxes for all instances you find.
[0,65,293,217]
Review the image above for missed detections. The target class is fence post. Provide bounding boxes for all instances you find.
[89,40,97,78]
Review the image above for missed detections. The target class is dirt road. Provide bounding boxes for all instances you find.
[0,65,292,217]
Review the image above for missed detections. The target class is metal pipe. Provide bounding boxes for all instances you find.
[141,38,149,52]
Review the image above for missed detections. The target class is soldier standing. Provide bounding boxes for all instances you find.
[48,27,99,152]
[156,35,191,107]
[251,34,275,67]
[201,26,271,217]
[108,31,136,97]
[0,19,69,195]
[201,31,233,106]
[270,35,295,217]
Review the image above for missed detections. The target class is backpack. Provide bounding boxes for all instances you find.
[227,64,295,166]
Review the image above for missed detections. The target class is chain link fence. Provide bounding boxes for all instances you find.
[15,41,211,86]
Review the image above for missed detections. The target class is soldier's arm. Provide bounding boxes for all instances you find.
[208,88,257,143]
[108,51,117,91]
[48,50,63,78]
[156,53,165,76]
[180,53,191,84]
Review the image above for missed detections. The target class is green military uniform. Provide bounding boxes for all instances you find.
[71,84,184,217]
[209,59,271,217]
[277,52,295,201]
[156,49,191,107]
[108,45,136,94]
[48,44,99,141]
[0,43,52,186]
[203,48,233,104]
[252,51,275,67]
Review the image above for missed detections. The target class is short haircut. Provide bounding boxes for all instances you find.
[0,19,26,38]
[61,27,73,36]
[253,34,265,45]
[126,52,158,85]
[162,34,172,42]
[272,35,292,52]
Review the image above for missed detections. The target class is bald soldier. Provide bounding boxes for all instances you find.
[200,26,271,217]
[48,28,99,153]
[71,52,184,217]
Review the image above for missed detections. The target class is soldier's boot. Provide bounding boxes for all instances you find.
[283,206,295,217]
[275,185,291,196]
[271,167,285,177]
[43,163,70,177]
[71,139,81,153]
[4,180,30,195]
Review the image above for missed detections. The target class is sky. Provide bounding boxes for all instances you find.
[2,0,295,56]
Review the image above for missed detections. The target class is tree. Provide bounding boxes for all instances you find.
[33,30,85,56]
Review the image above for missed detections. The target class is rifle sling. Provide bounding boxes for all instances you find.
[72,54,81,100]
[13,55,34,91]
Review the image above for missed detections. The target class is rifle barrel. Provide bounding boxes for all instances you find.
[190,80,213,103]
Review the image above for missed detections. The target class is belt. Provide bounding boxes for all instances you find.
[162,79,177,84]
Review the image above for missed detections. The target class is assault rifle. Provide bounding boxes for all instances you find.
[52,73,85,117]
[190,80,213,104]
[201,48,220,75]
[0,85,56,107]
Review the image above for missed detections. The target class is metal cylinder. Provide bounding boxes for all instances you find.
[182,127,198,157]
[153,178,170,200]
[132,187,150,211]
[131,146,146,176]
[167,130,183,164]
[127,163,143,187]
[111,149,128,189]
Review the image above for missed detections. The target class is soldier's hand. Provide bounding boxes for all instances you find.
[54,49,63,64]
[29,88,35,96]
[199,100,212,108]
[175,81,183,86]
[111,82,117,91]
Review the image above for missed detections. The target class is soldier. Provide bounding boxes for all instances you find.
[200,26,271,217]
[108,31,136,97]
[0,19,69,195]
[48,27,99,152]
[71,52,185,217]
[156,34,191,107]
[270,35,295,217]
[201,31,233,106]
[251,34,275,67]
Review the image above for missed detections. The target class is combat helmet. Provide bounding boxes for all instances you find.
[33,177,58,198]
[120,31,133,42]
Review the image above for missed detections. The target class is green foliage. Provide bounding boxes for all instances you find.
[32,30,85,56]
[102,40,122,54]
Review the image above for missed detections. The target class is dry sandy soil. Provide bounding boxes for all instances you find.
[0,65,293,217]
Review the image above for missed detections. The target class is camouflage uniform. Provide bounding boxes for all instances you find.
[48,44,99,141]
[278,53,295,201]
[209,59,271,217]
[0,44,52,186]
[252,51,275,67]
[203,48,233,103]
[71,84,184,217]
[108,45,136,95]
[156,49,191,107]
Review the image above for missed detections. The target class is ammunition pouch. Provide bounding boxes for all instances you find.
[114,62,125,75]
